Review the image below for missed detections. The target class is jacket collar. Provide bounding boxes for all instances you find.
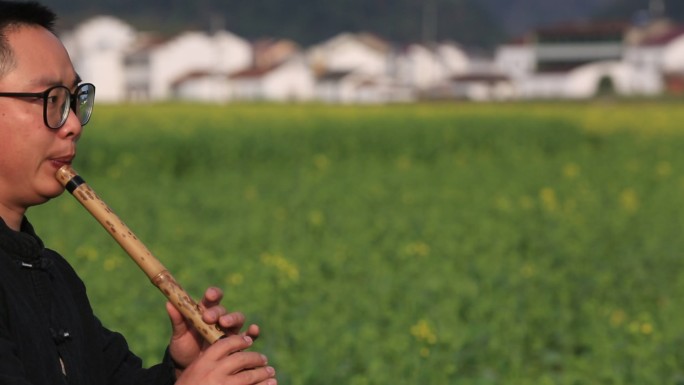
[0,216,44,263]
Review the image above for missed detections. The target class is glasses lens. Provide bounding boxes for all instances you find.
[46,87,70,129]
[76,84,95,126]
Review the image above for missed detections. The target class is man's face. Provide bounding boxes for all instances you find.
[0,25,82,212]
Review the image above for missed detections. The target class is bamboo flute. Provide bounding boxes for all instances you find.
[56,165,225,344]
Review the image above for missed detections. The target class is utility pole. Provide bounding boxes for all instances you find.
[649,0,665,19]
[422,0,437,43]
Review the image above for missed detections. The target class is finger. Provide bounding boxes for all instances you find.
[199,287,227,324]
[216,312,247,334]
[230,366,277,385]
[202,334,254,362]
[200,287,223,309]
[202,304,227,324]
[165,301,190,338]
[243,324,260,341]
[216,350,270,376]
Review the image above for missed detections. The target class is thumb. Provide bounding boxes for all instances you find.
[166,302,189,339]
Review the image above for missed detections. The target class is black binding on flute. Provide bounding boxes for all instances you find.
[64,175,85,194]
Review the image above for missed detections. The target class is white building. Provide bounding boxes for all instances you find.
[308,32,392,76]
[393,42,469,90]
[623,22,684,95]
[62,16,253,102]
[495,39,536,80]
[171,71,232,102]
[316,70,413,104]
[63,14,684,103]
[61,16,137,103]
[446,74,514,101]
[494,21,662,99]
[515,61,632,99]
[140,30,252,101]
[229,56,315,102]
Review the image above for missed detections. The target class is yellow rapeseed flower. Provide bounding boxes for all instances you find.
[405,241,430,258]
[261,252,300,282]
[610,309,626,327]
[619,188,639,214]
[313,154,329,171]
[494,195,513,212]
[520,263,536,278]
[519,195,534,210]
[641,322,653,335]
[76,245,99,262]
[103,256,122,271]
[563,162,580,179]
[656,161,672,178]
[308,210,325,227]
[273,207,287,221]
[244,186,258,202]
[401,192,415,204]
[396,155,412,171]
[106,166,122,180]
[410,319,437,344]
[118,153,136,168]
[540,187,558,212]
[227,272,244,286]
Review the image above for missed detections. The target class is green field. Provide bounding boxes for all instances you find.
[29,101,684,384]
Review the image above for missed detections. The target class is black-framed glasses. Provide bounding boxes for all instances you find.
[0,83,95,129]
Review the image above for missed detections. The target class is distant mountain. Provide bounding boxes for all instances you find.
[47,0,505,48]
[477,0,684,40]
[479,0,617,36]
[45,0,504,46]
[43,0,684,49]
[595,0,684,23]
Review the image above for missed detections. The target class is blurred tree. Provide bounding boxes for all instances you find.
[48,0,504,48]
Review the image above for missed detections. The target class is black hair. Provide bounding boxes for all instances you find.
[0,1,58,77]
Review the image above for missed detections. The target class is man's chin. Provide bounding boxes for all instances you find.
[34,187,65,206]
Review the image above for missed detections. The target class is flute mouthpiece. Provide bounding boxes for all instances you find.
[55,165,86,194]
[56,164,78,186]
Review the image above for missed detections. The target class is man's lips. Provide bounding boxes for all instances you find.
[50,156,74,168]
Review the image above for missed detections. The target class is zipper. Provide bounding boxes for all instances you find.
[59,356,67,376]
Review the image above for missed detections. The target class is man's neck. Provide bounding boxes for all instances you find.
[0,204,25,231]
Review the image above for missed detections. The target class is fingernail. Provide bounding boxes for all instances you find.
[243,336,253,345]
[266,366,275,375]
[261,354,268,364]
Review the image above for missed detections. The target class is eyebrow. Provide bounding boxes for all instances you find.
[28,73,82,89]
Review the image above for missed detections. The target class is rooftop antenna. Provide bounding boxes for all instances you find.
[649,0,665,18]
[210,14,225,33]
[422,0,437,43]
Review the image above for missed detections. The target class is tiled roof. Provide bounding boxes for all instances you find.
[640,26,684,46]
[535,21,630,39]
[230,63,283,79]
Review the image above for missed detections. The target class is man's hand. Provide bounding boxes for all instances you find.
[175,334,276,385]
[166,287,261,371]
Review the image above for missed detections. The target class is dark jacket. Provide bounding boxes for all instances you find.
[0,217,176,385]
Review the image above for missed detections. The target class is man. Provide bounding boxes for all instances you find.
[0,1,277,384]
